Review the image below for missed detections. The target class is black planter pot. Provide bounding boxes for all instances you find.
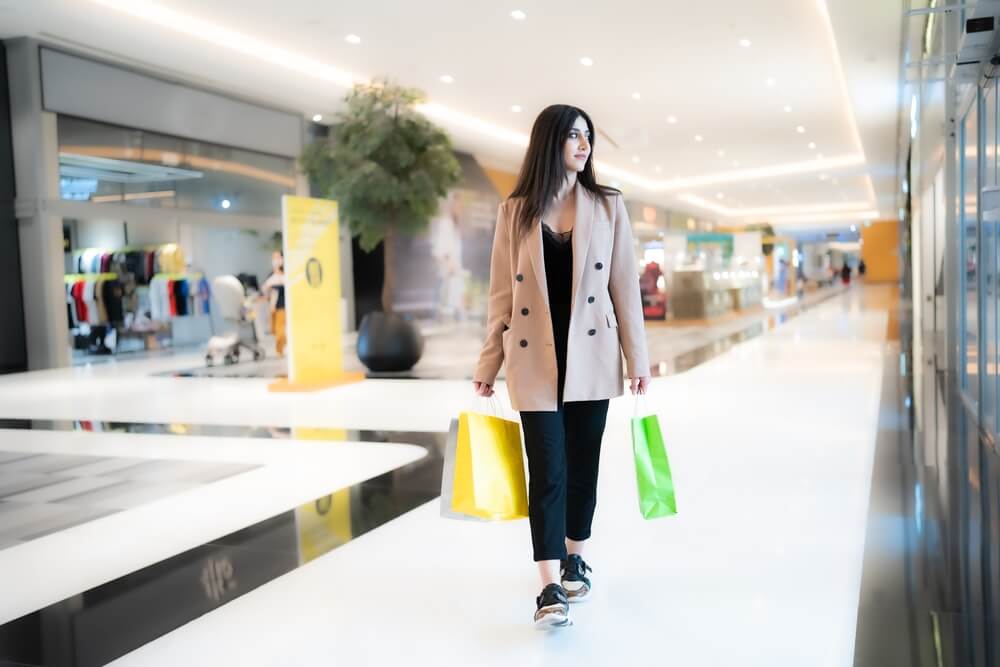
[356,312,425,372]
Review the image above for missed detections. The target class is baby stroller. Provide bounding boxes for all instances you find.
[205,275,265,366]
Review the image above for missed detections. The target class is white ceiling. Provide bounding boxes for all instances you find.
[0,0,903,230]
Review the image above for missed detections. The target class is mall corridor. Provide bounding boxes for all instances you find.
[0,286,886,666]
[3,0,1000,665]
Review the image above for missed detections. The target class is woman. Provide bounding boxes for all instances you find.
[261,250,287,357]
[472,105,651,627]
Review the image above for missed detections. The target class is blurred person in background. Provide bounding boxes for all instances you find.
[431,190,467,323]
[472,105,651,628]
[261,250,286,357]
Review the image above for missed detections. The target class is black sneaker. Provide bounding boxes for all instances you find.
[561,554,593,601]
[534,583,570,627]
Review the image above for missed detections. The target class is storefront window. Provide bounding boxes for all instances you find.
[57,116,296,218]
[962,93,980,402]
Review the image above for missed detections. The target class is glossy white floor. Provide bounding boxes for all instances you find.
[0,429,426,626]
[69,287,887,667]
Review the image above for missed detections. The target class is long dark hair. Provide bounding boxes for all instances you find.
[509,104,619,240]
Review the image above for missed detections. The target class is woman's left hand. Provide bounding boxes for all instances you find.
[629,376,652,395]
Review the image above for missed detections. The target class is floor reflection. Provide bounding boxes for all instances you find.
[852,292,1000,666]
[0,422,446,667]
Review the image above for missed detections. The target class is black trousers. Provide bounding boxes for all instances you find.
[520,399,610,562]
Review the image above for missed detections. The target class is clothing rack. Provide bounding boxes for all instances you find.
[65,272,119,282]
[152,272,203,281]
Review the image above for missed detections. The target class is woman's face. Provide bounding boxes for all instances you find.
[563,115,592,173]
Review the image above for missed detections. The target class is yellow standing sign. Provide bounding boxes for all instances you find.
[269,196,364,392]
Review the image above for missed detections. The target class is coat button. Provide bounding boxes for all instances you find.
[521,307,529,315]
[587,296,595,304]
[516,273,524,282]
[588,329,596,336]
[595,262,604,270]
[519,339,528,347]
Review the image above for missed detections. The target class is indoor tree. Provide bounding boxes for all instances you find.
[300,80,462,312]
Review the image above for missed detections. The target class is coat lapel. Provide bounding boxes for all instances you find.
[525,216,549,309]
[570,185,595,310]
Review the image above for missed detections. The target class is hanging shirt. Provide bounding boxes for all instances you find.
[197,276,211,314]
[66,283,79,328]
[71,281,88,323]
[102,279,125,324]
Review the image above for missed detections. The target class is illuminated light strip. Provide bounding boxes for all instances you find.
[659,154,865,190]
[677,193,874,219]
[816,0,876,207]
[414,103,528,149]
[62,145,297,188]
[765,209,880,224]
[92,190,176,203]
[677,194,729,216]
[90,0,869,195]
[91,0,360,87]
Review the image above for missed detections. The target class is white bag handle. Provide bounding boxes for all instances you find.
[632,388,648,419]
[467,385,509,420]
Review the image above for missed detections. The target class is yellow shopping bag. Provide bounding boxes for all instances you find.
[449,411,529,521]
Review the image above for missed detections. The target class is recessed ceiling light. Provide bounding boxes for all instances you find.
[716,149,726,157]
[739,38,752,47]
[694,134,704,142]
[808,141,816,149]
[796,125,806,133]
[632,92,641,100]
[510,104,522,113]
[580,56,594,67]
[312,114,322,122]
[766,77,776,87]
[440,74,454,84]
[632,155,641,164]
[667,115,678,124]
[221,199,232,209]
[345,34,361,44]
[510,9,527,20]
[783,105,792,113]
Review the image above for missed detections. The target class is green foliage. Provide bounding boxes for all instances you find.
[300,80,463,252]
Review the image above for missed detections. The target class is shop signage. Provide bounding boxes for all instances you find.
[270,196,363,392]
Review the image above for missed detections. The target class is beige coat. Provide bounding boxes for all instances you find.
[474,186,650,412]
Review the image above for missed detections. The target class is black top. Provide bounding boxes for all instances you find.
[542,222,573,402]
[542,223,573,307]
[274,284,285,310]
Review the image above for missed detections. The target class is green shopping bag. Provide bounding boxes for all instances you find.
[631,394,678,519]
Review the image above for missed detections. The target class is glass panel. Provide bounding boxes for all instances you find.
[963,95,980,402]
[985,83,998,433]
[57,116,296,217]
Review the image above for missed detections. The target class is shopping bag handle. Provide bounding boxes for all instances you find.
[633,389,648,419]
[467,391,506,420]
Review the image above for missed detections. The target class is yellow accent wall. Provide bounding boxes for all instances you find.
[860,220,900,283]
[483,167,518,198]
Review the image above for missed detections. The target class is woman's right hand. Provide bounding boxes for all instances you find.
[472,381,495,397]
